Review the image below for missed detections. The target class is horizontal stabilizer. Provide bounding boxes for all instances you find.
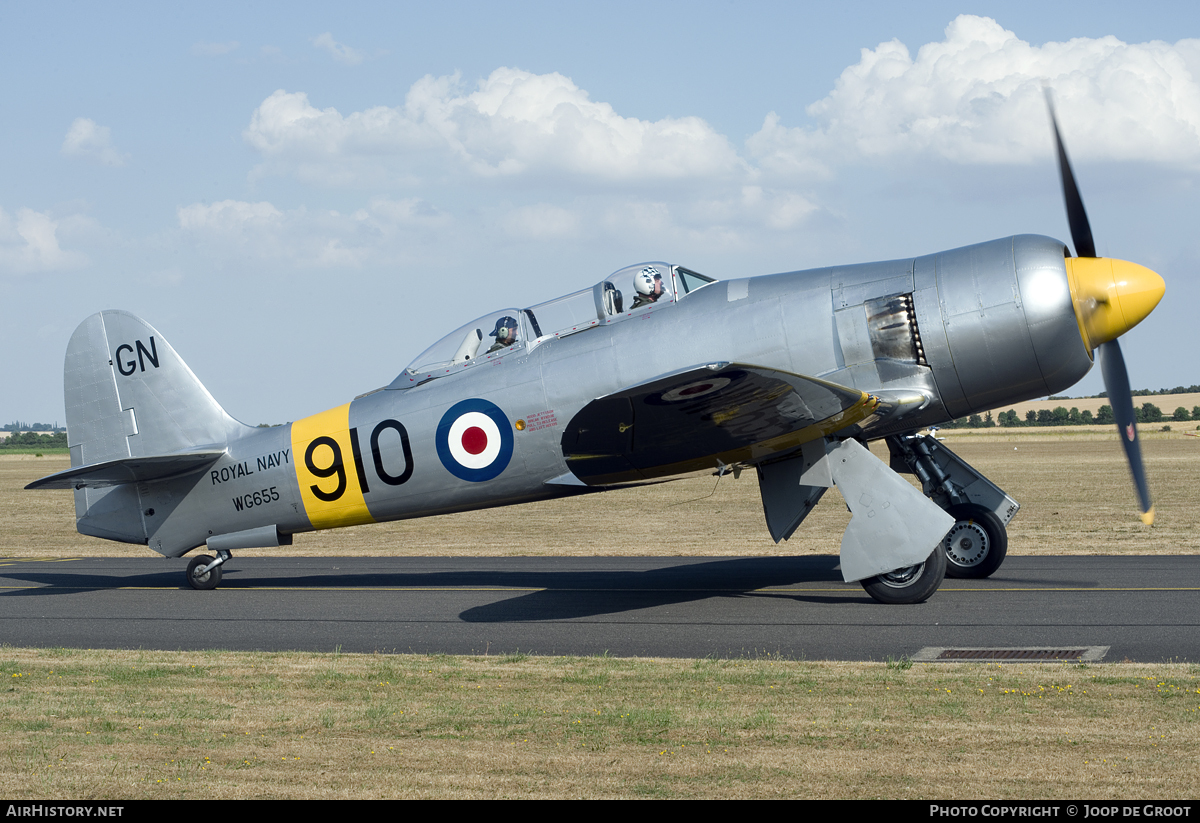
[26,450,226,490]
[561,362,873,485]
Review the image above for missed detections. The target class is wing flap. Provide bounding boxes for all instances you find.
[562,362,876,485]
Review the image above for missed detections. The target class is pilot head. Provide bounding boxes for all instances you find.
[491,316,518,346]
[634,267,664,301]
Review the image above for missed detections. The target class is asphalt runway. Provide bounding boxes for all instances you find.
[1,555,1197,662]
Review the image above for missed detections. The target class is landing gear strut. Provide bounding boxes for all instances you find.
[887,434,1018,580]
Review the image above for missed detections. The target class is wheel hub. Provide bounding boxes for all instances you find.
[878,562,925,589]
[944,520,990,567]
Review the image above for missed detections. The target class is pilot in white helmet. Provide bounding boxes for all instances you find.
[630,266,664,310]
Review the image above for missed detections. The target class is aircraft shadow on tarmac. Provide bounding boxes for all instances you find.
[0,564,184,596]
[453,556,869,621]
[0,555,882,615]
[0,556,1117,620]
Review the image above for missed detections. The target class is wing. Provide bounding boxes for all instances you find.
[560,362,878,485]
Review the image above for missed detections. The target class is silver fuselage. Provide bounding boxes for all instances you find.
[98,234,1089,557]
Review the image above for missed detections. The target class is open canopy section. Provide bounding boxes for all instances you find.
[390,263,717,389]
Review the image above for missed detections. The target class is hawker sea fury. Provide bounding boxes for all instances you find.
[29,103,1165,603]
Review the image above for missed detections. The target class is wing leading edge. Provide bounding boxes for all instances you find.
[560,362,877,485]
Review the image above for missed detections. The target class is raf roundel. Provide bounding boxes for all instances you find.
[436,399,515,482]
[659,377,731,403]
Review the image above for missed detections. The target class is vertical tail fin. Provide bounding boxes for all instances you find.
[62,311,249,542]
[66,310,245,465]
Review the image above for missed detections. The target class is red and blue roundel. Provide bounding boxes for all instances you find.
[436,399,514,482]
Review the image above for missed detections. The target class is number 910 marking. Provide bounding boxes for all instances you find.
[302,418,414,502]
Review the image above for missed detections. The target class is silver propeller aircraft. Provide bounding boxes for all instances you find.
[29,103,1165,603]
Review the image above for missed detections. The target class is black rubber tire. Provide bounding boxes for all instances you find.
[860,545,947,604]
[941,504,1008,579]
[186,554,222,591]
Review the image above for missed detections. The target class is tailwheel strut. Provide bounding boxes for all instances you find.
[186,549,232,591]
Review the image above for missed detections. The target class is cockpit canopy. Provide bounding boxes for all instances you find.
[391,262,715,389]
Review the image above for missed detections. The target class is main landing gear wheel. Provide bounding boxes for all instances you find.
[186,554,222,591]
[860,546,947,604]
[941,504,1007,579]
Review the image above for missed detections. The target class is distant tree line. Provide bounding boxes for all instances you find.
[2,421,63,432]
[0,431,68,449]
[939,403,1200,429]
[1081,384,1200,399]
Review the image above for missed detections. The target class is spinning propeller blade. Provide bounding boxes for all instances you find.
[1098,340,1154,523]
[1047,92,1096,260]
[1046,91,1161,525]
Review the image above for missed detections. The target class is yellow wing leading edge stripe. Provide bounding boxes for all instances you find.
[291,403,377,530]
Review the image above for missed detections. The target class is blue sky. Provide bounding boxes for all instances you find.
[3,2,1198,425]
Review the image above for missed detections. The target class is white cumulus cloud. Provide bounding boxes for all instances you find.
[0,207,88,274]
[226,21,1200,261]
[748,15,1200,170]
[61,117,127,166]
[244,68,746,185]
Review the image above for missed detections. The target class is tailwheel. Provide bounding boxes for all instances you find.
[860,545,946,604]
[942,504,1007,579]
[186,554,222,591]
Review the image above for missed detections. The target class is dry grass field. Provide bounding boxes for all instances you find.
[2,648,1198,800]
[4,429,1198,559]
